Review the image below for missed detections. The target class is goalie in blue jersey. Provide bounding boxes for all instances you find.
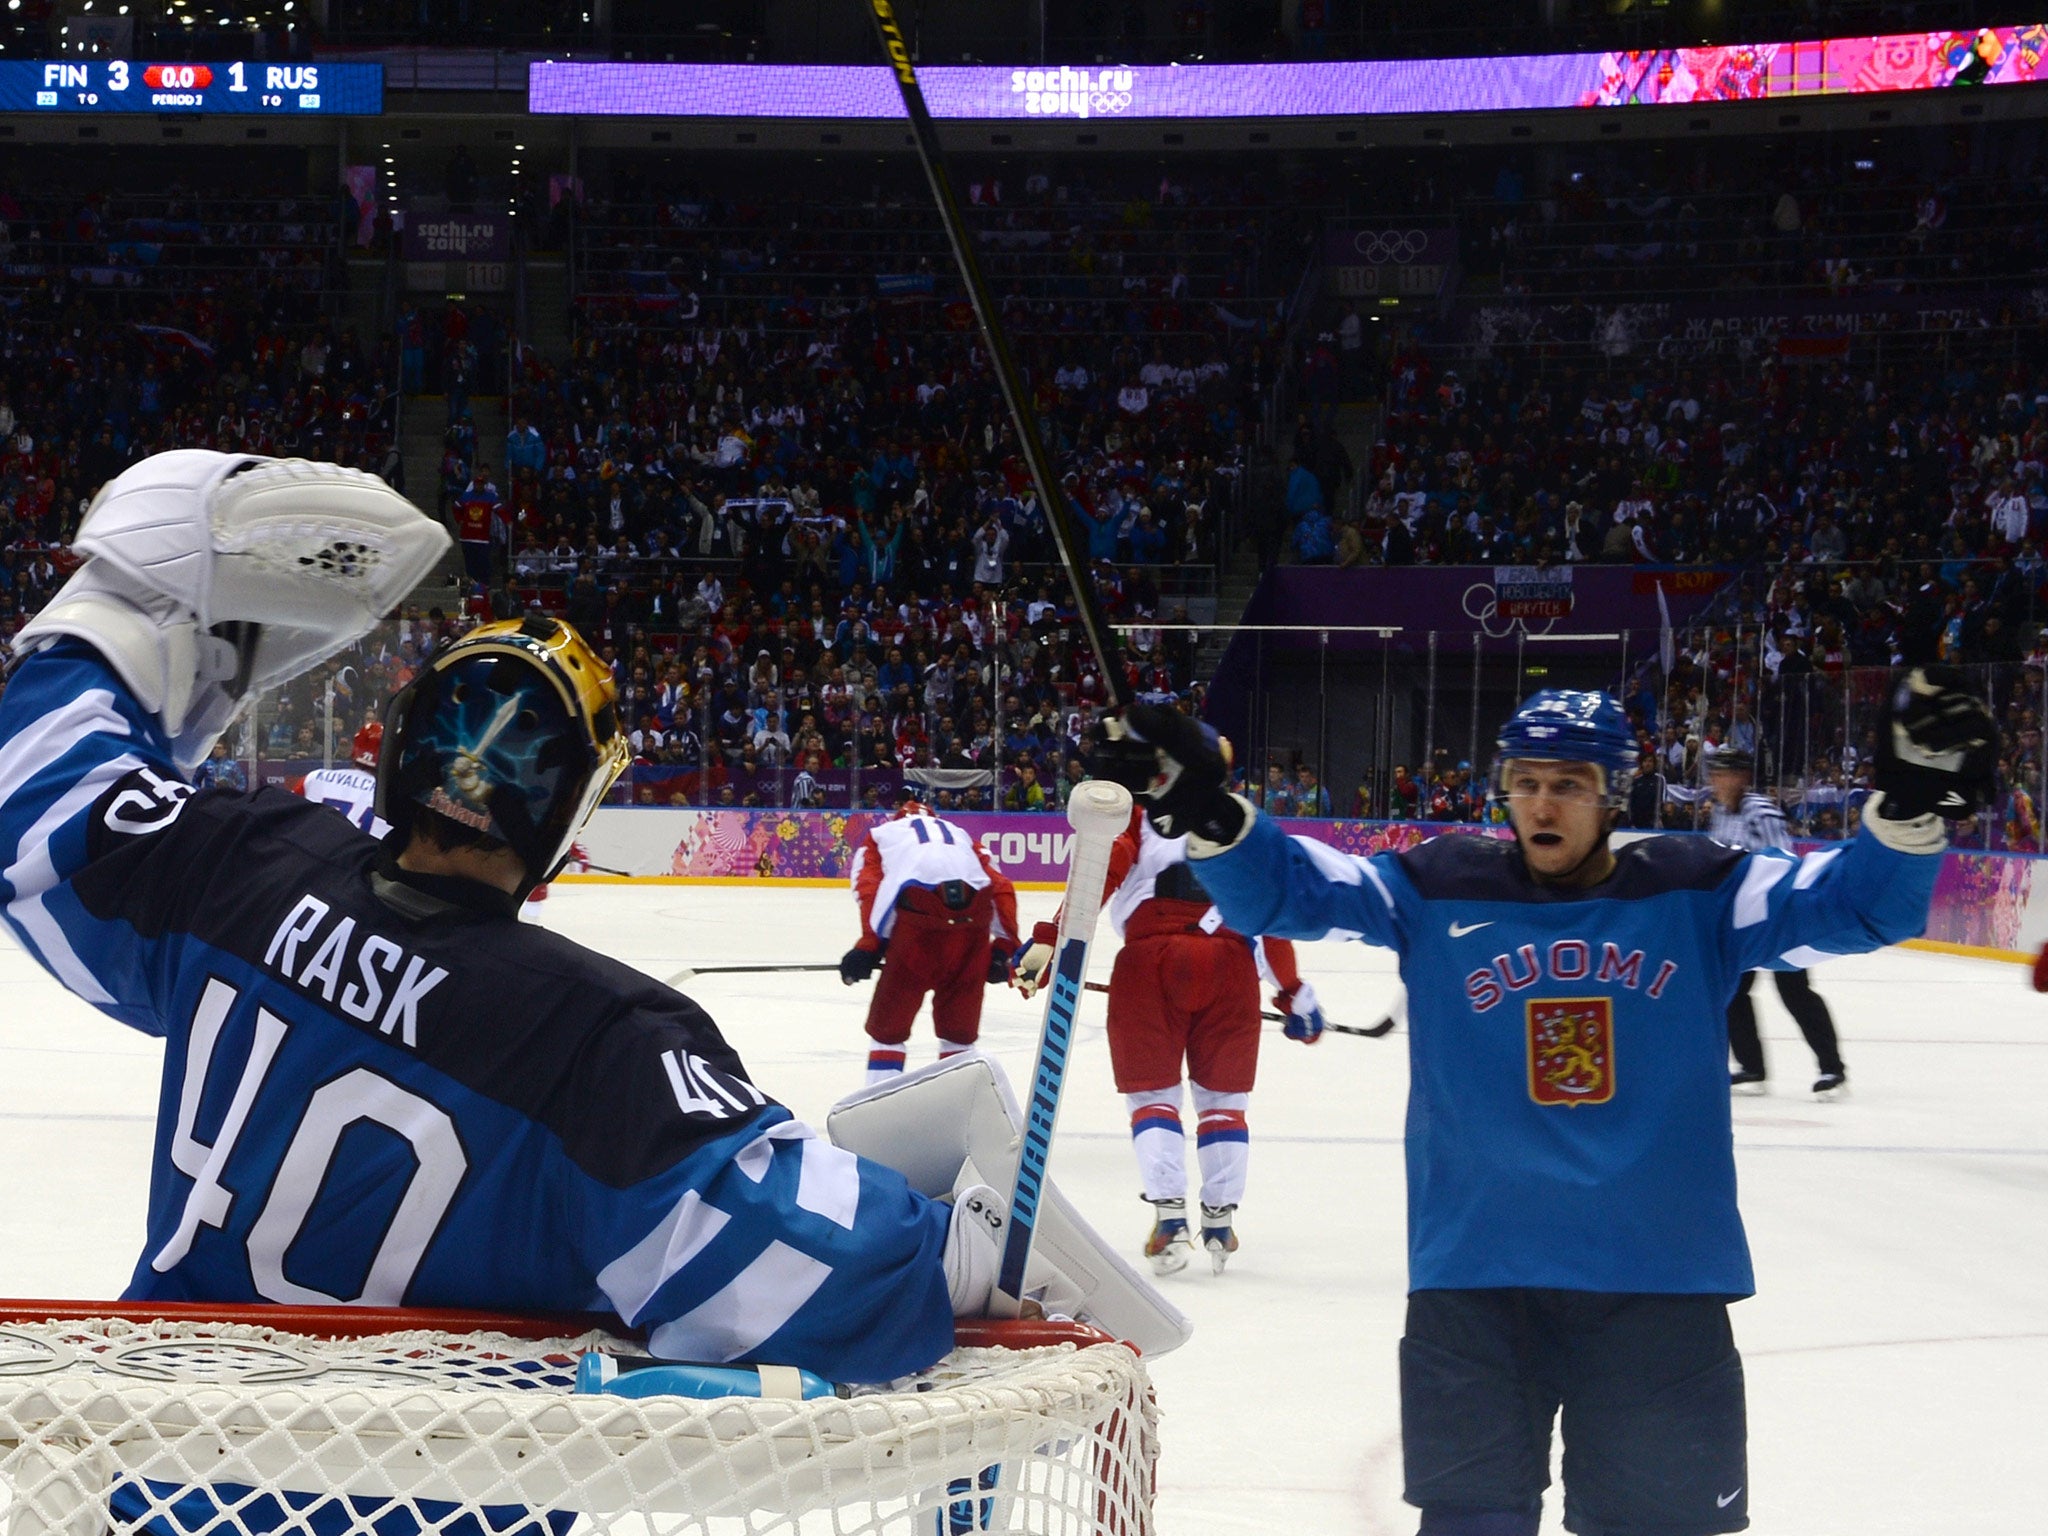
[0,450,1014,1395]
[1108,681,1996,1536]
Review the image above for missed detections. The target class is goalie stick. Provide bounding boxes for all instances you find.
[995,778,1133,1315]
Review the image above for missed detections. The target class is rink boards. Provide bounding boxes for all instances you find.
[565,807,2048,963]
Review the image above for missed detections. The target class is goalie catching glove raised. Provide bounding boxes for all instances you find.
[13,451,450,772]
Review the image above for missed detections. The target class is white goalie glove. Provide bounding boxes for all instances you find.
[14,451,450,772]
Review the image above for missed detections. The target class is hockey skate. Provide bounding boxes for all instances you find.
[1729,1069,1767,1095]
[1812,1070,1848,1101]
[1143,1198,1191,1276]
[1199,1204,1238,1275]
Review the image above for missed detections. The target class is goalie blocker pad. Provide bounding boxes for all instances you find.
[828,1054,1192,1358]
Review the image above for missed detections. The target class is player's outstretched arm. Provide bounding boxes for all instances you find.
[0,451,446,1016]
[1725,667,1996,972]
[1721,831,1941,976]
[1114,702,1401,946]
[1189,813,1406,949]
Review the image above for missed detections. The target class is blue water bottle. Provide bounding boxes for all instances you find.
[575,1351,839,1401]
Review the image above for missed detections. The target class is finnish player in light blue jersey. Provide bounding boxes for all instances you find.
[1104,679,1997,1536]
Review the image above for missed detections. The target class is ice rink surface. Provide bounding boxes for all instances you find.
[2,881,2045,1534]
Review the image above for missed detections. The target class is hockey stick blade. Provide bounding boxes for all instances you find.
[665,963,843,987]
[1333,1017,1398,1038]
[1079,979,1395,1035]
[994,779,1132,1315]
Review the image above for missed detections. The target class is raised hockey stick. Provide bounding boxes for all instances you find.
[1078,979,1396,1035]
[860,0,1128,708]
[994,778,1133,1315]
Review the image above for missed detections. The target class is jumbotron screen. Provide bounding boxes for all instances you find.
[0,60,382,115]
[530,25,2047,120]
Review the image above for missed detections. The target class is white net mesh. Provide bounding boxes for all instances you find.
[0,1313,1156,1536]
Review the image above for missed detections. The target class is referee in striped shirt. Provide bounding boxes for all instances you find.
[1708,749,1849,1097]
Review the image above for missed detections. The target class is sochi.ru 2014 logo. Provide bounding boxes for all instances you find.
[1008,65,1134,119]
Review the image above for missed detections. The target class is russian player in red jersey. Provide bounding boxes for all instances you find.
[842,797,1019,1084]
[1016,801,1324,1275]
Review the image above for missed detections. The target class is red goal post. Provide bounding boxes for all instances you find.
[0,1302,1157,1536]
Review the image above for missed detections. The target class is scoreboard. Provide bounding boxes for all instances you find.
[0,60,382,115]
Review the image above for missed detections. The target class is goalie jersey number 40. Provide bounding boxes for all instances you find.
[0,646,961,1383]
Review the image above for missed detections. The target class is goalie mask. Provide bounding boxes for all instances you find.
[378,616,629,896]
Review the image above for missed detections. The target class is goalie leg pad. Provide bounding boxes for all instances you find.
[827,1054,1193,1357]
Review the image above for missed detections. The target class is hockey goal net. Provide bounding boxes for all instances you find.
[0,1303,1157,1536]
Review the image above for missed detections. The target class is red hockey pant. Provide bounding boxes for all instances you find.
[865,888,995,1047]
[1106,922,1261,1095]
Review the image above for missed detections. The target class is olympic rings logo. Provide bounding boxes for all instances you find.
[1087,91,1132,114]
[1462,581,1558,639]
[1347,229,1435,265]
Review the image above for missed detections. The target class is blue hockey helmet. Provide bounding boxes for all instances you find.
[1493,689,1637,808]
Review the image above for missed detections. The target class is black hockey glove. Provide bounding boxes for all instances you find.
[1123,702,1248,846]
[1084,717,1160,795]
[986,948,1012,986]
[839,941,885,985]
[1875,666,2000,821]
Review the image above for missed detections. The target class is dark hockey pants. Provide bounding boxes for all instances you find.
[1726,967,1842,1078]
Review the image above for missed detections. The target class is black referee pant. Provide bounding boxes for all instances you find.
[1727,968,1843,1078]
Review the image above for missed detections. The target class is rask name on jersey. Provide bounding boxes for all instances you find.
[263,893,449,1047]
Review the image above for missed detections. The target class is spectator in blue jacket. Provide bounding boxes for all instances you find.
[1294,506,1337,563]
[1286,458,1324,521]
[504,413,546,475]
[858,513,906,583]
[1071,497,1122,563]
[878,646,916,695]
[1126,506,1169,564]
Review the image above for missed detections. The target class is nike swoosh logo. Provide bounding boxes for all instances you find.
[1717,1489,1742,1509]
[1448,921,1493,938]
